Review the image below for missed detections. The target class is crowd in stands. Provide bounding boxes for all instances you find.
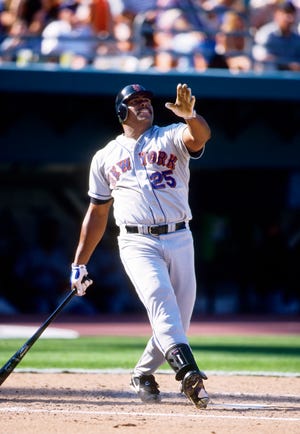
[0,0,300,72]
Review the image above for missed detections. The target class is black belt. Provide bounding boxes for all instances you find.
[125,221,186,235]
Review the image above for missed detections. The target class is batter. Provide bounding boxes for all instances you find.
[70,83,211,409]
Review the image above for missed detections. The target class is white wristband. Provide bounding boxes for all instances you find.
[184,110,197,120]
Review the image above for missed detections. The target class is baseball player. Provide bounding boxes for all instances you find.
[70,82,211,409]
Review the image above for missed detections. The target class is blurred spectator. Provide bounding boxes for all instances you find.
[90,0,113,35]
[111,11,135,52]
[201,0,247,33]
[0,5,18,45]
[0,17,31,62]
[202,0,246,13]
[93,10,153,71]
[249,0,285,30]
[155,0,210,30]
[214,10,252,70]
[152,7,207,71]
[0,0,58,62]
[104,0,158,54]
[21,0,61,35]
[41,0,98,68]
[40,2,76,61]
[252,1,300,71]
[110,0,157,17]
[4,0,61,57]
[194,10,252,71]
[105,0,122,17]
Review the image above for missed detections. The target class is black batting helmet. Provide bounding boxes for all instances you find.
[115,84,153,122]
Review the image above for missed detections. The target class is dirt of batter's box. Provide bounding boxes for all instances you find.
[0,373,299,434]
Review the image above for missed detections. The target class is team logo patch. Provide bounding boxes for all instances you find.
[132,84,142,92]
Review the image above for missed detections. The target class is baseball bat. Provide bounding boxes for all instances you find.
[0,287,77,386]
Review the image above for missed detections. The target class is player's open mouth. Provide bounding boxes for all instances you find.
[138,109,151,115]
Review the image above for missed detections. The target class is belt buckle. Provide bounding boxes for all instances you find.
[148,225,159,236]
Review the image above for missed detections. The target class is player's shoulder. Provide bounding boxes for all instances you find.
[93,136,122,158]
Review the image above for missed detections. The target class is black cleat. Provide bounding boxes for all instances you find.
[130,374,161,403]
[181,370,209,409]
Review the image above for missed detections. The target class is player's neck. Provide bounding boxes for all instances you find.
[123,122,151,140]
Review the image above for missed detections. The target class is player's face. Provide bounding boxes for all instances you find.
[127,96,153,122]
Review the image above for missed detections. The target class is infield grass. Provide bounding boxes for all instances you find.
[0,335,299,373]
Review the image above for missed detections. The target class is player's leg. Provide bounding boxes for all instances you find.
[118,232,209,408]
[162,229,209,409]
[118,233,189,402]
[133,335,165,376]
[163,228,197,331]
[129,336,165,402]
[118,233,189,351]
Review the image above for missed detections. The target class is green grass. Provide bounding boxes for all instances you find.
[0,335,299,373]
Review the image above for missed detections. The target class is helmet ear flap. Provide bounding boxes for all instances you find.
[117,102,128,123]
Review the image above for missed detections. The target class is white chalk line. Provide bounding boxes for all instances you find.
[13,368,300,378]
[0,406,299,422]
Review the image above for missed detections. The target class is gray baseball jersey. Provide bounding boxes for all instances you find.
[88,122,204,226]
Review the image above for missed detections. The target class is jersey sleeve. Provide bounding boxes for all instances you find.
[189,146,205,160]
[88,151,112,202]
[175,123,205,160]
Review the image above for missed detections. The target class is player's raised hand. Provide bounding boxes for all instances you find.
[165,83,196,119]
[70,264,93,296]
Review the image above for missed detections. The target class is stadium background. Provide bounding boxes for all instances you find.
[0,67,300,317]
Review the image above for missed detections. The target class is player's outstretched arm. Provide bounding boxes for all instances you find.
[165,83,211,153]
